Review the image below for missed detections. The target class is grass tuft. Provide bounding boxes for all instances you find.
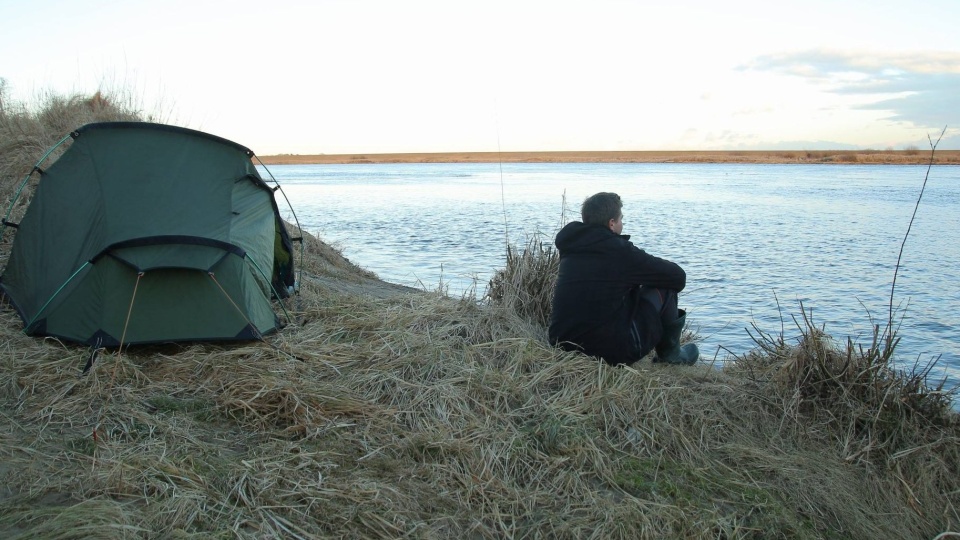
[485,234,559,327]
[732,305,958,467]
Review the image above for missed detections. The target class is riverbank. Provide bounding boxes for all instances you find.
[2,229,958,539]
[2,89,959,539]
[258,149,960,165]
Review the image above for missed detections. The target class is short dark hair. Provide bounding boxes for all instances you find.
[581,192,622,227]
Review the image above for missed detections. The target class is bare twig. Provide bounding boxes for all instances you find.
[886,126,947,354]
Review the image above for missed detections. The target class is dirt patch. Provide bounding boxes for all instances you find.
[304,272,421,299]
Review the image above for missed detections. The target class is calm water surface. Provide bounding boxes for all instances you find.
[263,162,960,386]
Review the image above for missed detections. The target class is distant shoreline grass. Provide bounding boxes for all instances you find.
[257,149,960,165]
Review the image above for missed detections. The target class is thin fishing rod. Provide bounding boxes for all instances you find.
[495,103,508,249]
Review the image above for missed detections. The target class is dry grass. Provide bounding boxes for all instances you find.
[0,83,144,233]
[3,257,958,538]
[1,90,959,539]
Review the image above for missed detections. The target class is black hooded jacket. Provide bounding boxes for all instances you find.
[548,221,686,365]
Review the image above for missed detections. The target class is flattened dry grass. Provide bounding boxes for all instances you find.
[1,89,959,538]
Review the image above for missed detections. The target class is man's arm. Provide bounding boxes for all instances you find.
[624,246,687,291]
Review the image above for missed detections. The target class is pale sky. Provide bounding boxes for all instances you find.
[2,0,959,154]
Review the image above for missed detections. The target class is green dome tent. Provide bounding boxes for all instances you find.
[1,122,297,347]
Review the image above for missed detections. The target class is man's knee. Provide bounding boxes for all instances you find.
[636,286,678,313]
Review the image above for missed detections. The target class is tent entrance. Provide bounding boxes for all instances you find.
[29,253,274,347]
[94,236,247,272]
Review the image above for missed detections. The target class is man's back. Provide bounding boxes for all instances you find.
[548,221,685,364]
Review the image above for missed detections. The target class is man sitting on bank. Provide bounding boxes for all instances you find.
[548,192,699,366]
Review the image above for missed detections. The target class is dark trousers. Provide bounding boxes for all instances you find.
[629,286,680,359]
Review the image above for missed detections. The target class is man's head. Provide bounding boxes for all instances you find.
[581,192,623,234]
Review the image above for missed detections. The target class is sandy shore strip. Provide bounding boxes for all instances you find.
[257,149,960,165]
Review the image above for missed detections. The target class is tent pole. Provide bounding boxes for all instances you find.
[2,132,72,228]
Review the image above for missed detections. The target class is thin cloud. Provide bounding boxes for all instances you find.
[743,50,960,129]
[748,50,960,77]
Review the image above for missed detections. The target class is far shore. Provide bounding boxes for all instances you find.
[257,149,960,165]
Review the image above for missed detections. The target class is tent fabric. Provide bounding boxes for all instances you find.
[0,122,295,346]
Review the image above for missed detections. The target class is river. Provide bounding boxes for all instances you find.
[262,162,960,387]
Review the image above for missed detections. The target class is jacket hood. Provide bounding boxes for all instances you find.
[555,221,630,251]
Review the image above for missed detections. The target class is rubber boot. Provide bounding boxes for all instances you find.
[654,309,699,365]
